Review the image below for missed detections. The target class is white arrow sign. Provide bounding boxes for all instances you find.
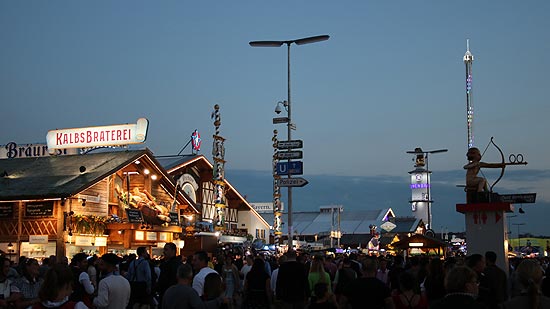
[278,177,309,187]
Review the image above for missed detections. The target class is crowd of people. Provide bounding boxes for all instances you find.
[1,246,550,309]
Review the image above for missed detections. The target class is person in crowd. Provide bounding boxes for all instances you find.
[93,253,131,309]
[57,257,69,267]
[33,264,88,309]
[221,255,240,308]
[422,258,445,303]
[69,253,94,308]
[240,256,253,290]
[542,266,550,298]
[86,255,98,289]
[308,256,331,297]
[323,255,337,283]
[483,251,507,309]
[0,256,17,308]
[392,271,427,309]
[376,257,390,287]
[308,283,337,309]
[275,250,309,308]
[202,272,227,309]
[11,258,43,309]
[157,242,182,307]
[161,264,205,309]
[192,251,217,298]
[388,255,405,293]
[270,255,286,298]
[37,258,50,280]
[501,259,550,309]
[126,247,152,309]
[333,257,357,308]
[465,253,490,305]
[243,258,271,309]
[429,265,486,309]
[15,257,27,278]
[344,257,394,309]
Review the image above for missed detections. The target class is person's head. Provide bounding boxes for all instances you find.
[466,254,485,273]
[23,258,40,279]
[99,253,120,273]
[0,256,10,278]
[361,257,378,277]
[57,256,69,266]
[444,266,478,295]
[378,257,388,270]
[285,250,297,261]
[192,251,209,271]
[203,272,223,300]
[71,253,88,269]
[250,258,265,275]
[516,259,544,287]
[245,255,254,265]
[176,263,194,285]
[485,251,497,266]
[224,254,233,265]
[48,255,57,265]
[398,271,417,293]
[137,246,149,258]
[163,242,177,259]
[39,264,74,302]
[310,256,326,274]
[467,147,481,161]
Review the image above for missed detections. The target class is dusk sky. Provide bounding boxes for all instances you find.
[1,2,549,234]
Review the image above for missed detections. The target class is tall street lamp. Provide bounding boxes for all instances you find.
[512,222,525,253]
[250,35,329,249]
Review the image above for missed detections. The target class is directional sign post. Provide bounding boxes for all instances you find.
[276,161,303,175]
[278,177,309,187]
[276,151,303,160]
[499,193,536,204]
[277,140,303,149]
[273,117,290,124]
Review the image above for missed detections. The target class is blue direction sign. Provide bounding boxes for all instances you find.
[276,161,303,175]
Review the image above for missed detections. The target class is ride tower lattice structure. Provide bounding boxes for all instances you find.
[464,39,475,149]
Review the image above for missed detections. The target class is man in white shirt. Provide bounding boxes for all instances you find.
[191,251,217,297]
[93,253,131,309]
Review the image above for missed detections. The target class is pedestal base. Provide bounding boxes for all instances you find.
[456,202,513,275]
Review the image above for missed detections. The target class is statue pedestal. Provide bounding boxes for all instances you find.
[456,202,513,274]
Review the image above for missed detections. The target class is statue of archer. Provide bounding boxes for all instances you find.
[464,137,527,193]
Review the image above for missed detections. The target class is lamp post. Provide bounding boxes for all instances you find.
[406,147,447,230]
[250,35,329,249]
[513,222,525,253]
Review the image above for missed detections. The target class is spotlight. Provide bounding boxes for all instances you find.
[79,166,86,173]
[61,198,66,206]
[519,207,525,214]
[81,199,86,207]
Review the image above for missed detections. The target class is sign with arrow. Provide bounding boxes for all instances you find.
[277,140,303,149]
[278,177,309,187]
[276,151,303,160]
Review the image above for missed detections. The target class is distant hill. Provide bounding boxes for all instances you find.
[225,169,550,237]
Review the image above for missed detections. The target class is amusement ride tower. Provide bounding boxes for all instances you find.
[464,39,475,149]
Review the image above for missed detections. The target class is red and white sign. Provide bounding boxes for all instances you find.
[46,118,149,152]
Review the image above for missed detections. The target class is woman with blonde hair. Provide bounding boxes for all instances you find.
[502,259,550,309]
[308,256,332,297]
